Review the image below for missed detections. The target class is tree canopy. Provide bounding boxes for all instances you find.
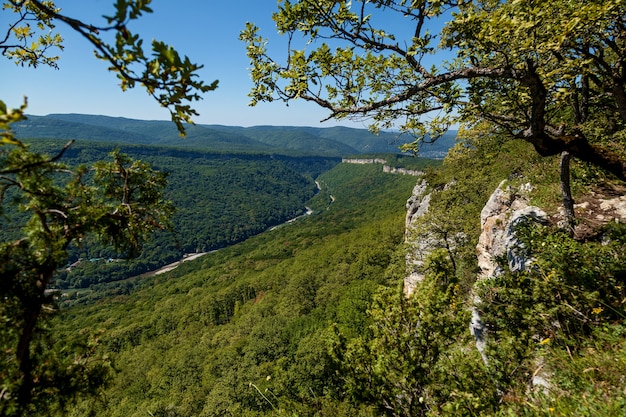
[0,144,174,413]
[0,1,212,414]
[241,0,626,180]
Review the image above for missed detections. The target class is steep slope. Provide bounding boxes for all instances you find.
[0,138,341,293]
[56,162,419,416]
[397,133,626,416]
[46,125,626,416]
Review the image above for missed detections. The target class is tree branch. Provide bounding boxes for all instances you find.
[0,140,74,175]
[308,65,519,118]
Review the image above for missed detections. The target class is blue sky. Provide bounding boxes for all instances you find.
[1,1,449,128]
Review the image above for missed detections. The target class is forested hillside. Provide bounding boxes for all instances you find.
[54,128,626,417]
[6,117,626,417]
[0,138,342,294]
[56,162,421,416]
[14,114,455,158]
[3,0,626,415]
[4,114,449,294]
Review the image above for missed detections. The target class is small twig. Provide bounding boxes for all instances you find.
[563,302,589,322]
[249,382,275,410]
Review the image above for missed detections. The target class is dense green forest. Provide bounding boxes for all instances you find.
[0,138,343,291]
[51,128,626,417]
[55,162,420,416]
[4,118,626,417]
[14,114,456,158]
[3,0,626,415]
[3,115,626,416]
[0,135,439,296]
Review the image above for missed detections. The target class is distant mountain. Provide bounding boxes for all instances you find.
[204,124,456,157]
[15,114,270,153]
[15,113,456,157]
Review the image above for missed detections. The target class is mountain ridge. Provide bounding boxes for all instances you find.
[14,113,456,158]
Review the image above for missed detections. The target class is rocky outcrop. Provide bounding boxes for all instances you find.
[558,183,626,239]
[404,180,432,297]
[475,181,546,280]
[470,180,547,362]
[403,175,625,394]
[404,180,461,296]
[342,158,387,165]
[383,166,424,176]
[405,180,431,230]
[342,158,424,176]
[403,179,549,346]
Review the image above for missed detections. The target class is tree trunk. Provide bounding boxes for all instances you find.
[16,302,42,410]
[14,268,54,412]
[560,151,575,236]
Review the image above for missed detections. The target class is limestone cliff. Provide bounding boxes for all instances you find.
[474,180,546,281]
[470,180,547,362]
[404,180,432,297]
[404,178,547,357]
[404,179,462,296]
[383,166,423,176]
[404,176,626,378]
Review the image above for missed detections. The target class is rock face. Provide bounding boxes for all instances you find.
[342,158,387,165]
[471,180,547,362]
[404,179,463,296]
[342,158,424,176]
[383,165,424,176]
[404,179,549,354]
[405,180,431,230]
[403,176,625,391]
[404,180,432,297]
[475,181,546,280]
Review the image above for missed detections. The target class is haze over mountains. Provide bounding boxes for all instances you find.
[15,113,455,158]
